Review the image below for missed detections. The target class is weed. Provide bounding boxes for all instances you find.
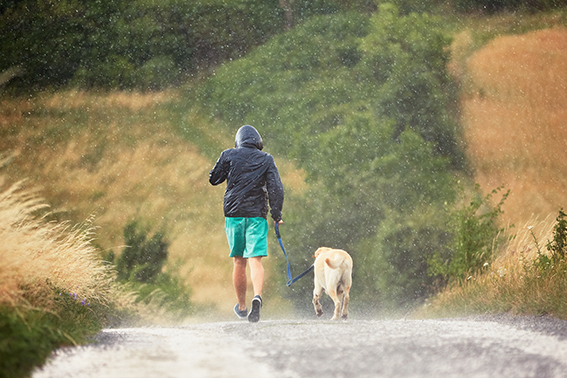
[546,209,567,264]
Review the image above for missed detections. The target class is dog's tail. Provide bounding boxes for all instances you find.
[325,254,347,270]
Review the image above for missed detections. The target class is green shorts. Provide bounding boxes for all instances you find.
[225,217,268,258]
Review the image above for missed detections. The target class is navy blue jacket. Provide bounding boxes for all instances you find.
[209,125,284,222]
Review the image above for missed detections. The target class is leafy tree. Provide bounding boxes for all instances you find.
[199,11,371,156]
[0,0,379,91]
[357,3,463,168]
[0,0,286,90]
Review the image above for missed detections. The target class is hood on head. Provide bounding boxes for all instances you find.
[235,125,263,150]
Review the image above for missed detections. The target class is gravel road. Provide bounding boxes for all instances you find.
[33,315,567,378]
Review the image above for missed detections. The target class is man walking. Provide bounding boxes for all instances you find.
[209,125,284,322]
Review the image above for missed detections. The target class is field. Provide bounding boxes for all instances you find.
[458,26,567,228]
[417,23,567,319]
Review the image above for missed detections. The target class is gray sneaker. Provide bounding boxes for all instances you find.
[234,304,248,320]
[248,295,262,323]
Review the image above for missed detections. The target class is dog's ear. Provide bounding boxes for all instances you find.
[313,247,330,258]
[313,247,323,258]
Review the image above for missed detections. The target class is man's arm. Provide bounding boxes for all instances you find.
[209,151,229,185]
[266,156,284,222]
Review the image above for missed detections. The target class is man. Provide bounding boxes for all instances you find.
[209,125,284,323]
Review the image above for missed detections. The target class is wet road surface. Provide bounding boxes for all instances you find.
[33,315,567,378]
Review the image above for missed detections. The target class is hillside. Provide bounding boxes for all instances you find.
[412,23,567,319]
[0,91,304,317]
[453,26,567,228]
[1,13,567,319]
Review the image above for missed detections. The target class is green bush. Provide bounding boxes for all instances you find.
[116,220,168,283]
[1,308,69,378]
[530,208,567,274]
[113,220,192,319]
[0,287,113,378]
[428,185,510,283]
[546,209,567,264]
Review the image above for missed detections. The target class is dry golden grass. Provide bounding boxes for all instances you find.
[460,27,567,228]
[416,215,559,318]
[42,90,174,111]
[0,173,112,308]
[421,24,567,319]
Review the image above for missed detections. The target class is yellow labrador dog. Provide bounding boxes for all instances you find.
[312,247,353,320]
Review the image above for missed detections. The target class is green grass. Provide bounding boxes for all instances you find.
[0,289,118,378]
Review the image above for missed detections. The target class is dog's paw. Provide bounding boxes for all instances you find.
[316,310,323,317]
[341,314,348,320]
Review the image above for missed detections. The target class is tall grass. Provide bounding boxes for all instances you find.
[0,180,112,307]
[459,27,567,228]
[416,214,567,319]
[0,170,130,378]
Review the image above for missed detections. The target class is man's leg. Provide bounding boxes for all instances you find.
[248,256,264,322]
[248,256,264,298]
[233,256,247,311]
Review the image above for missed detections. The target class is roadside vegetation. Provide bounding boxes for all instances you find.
[417,209,567,319]
[2,0,567,376]
[111,219,193,320]
[0,169,195,378]
[0,173,129,378]
[416,22,567,319]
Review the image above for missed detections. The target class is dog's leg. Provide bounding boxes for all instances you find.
[341,286,350,320]
[313,285,323,317]
[327,289,342,321]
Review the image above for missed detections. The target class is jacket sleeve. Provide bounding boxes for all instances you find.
[209,150,229,186]
[266,156,284,222]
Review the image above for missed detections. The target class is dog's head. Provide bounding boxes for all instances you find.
[313,247,332,259]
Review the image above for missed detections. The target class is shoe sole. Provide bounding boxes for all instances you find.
[234,304,248,319]
[248,298,261,323]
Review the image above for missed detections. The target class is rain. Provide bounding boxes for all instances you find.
[2,0,567,377]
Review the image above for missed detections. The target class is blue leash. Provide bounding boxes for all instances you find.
[274,222,314,287]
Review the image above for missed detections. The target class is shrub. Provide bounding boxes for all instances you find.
[546,209,567,264]
[113,220,192,319]
[530,208,567,274]
[428,185,510,282]
[116,220,168,283]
